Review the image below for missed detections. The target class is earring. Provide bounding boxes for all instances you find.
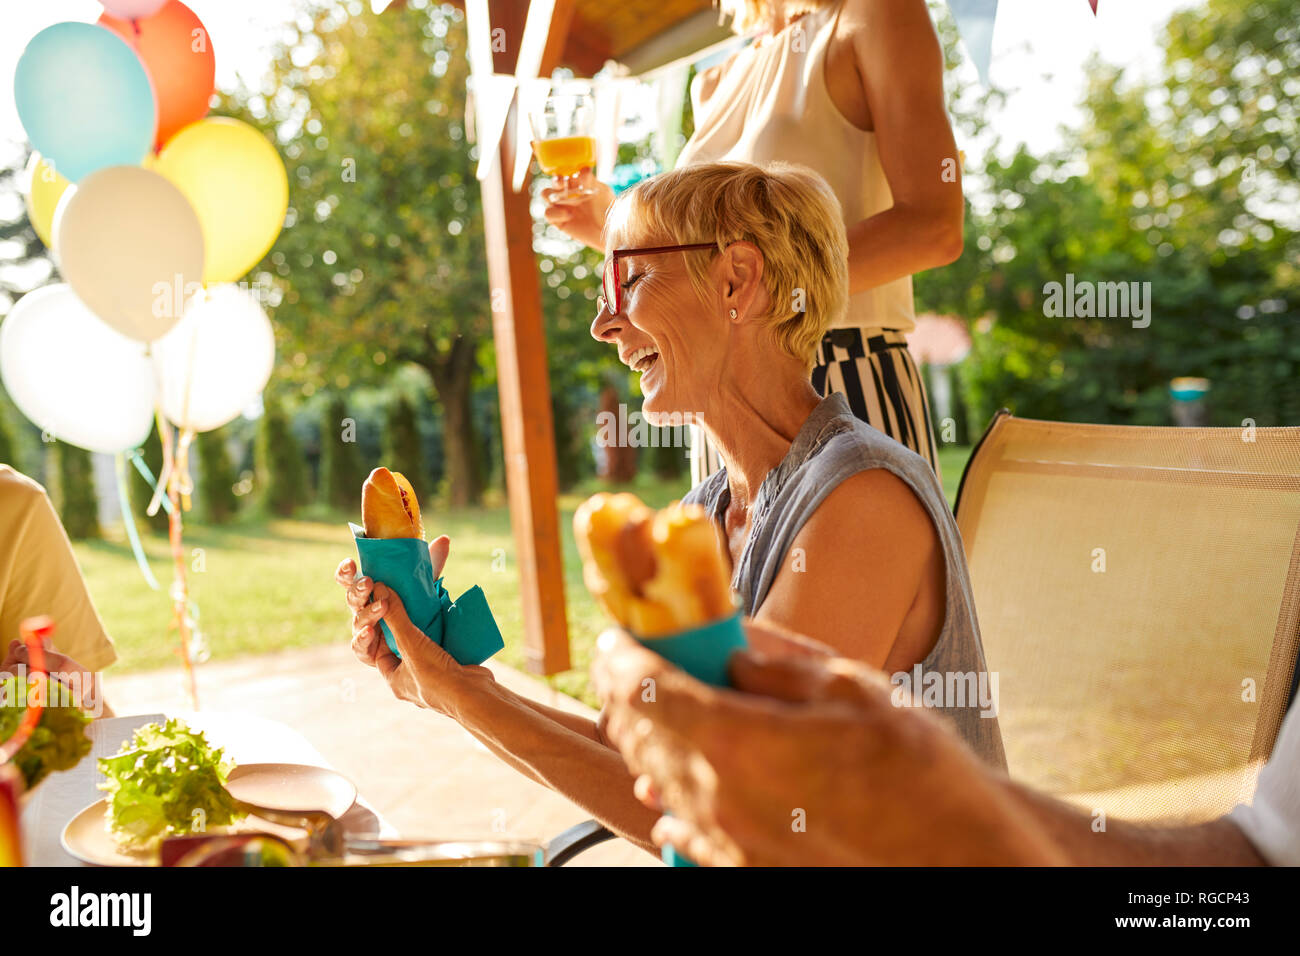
[728,308,738,318]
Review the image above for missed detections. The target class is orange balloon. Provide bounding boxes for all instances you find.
[99,0,215,151]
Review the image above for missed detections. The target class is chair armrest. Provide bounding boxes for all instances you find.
[544,819,616,866]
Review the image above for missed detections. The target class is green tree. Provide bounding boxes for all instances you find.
[55,442,99,540]
[257,399,307,517]
[224,1,490,506]
[0,147,53,325]
[932,0,1298,432]
[383,394,428,502]
[197,427,239,524]
[1,148,55,477]
[320,392,367,511]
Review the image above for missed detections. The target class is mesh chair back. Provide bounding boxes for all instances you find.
[955,412,1300,823]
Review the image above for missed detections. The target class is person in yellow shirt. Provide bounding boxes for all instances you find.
[0,465,116,717]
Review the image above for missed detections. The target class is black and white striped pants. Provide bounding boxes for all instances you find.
[689,326,941,485]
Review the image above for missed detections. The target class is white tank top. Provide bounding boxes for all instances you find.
[676,1,916,333]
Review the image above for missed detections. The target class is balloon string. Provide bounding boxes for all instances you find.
[159,417,199,710]
[176,428,195,513]
[127,447,174,516]
[116,453,160,591]
[145,408,173,517]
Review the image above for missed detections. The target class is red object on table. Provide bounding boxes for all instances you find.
[0,616,52,866]
[0,616,51,766]
[0,765,22,866]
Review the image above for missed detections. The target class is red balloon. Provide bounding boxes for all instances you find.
[99,0,216,151]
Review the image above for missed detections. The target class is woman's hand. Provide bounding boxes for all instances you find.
[540,168,614,250]
[334,536,494,717]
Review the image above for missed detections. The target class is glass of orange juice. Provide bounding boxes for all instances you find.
[530,90,597,199]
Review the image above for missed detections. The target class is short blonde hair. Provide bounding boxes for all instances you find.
[717,0,833,36]
[605,161,849,369]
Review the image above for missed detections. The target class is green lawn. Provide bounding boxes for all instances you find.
[937,442,973,507]
[74,473,691,708]
[76,449,972,707]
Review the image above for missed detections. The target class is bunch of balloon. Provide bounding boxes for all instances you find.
[3,2,287,708]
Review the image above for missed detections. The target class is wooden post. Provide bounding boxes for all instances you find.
[477,0,572,674]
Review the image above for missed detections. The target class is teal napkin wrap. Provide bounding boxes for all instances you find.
[635,611,746,867]
[350,524,504,666]
[637,612,747,688]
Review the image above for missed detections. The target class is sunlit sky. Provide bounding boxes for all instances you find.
[1,0,1199,161]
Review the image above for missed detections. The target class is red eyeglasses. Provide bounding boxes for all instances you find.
[598,243,718,316]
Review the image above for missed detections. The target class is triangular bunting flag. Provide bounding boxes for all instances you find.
[464,0,517,182]
[945,0,999,87]
[510,0,557,191]
[593,78,629,181]
[655,63,691,172]
[513,78,552,191]
[470,73,518,182]
[1089,0,1098,13]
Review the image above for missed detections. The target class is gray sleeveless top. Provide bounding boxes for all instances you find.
[684,393,1007,770]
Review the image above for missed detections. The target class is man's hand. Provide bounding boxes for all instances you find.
[592,622,1065,866]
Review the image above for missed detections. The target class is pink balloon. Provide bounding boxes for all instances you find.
[100,0,170,18]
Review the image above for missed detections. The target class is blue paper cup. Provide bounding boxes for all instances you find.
[635,611,746,867]
[637,612,746,688]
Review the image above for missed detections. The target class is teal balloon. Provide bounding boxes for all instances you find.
[14,23,157,183]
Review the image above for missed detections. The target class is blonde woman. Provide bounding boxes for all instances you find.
[336,163,1003,856]
[545,0,962,483]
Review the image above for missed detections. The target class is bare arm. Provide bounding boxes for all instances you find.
[448,670,662,852]
[1012,786,1267,866]
[337,557,660,854]
[755,469,941,667]
[840,0,965,292]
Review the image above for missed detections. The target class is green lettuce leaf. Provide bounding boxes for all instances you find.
[0,676,92,789]
[97,718,245,851]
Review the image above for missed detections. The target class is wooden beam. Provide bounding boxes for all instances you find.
[615,8,734,75]
[540,0,577,72]
[477,0,571,675]
[556,14,613,77]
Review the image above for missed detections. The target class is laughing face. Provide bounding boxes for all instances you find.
[590,247,724,425]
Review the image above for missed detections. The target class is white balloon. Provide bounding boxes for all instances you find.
[54,165,204,342]
[153,284,275,433]
[0,284,156,454]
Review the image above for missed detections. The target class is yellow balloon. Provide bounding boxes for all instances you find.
[23,153,72,249]
[152,117,288,283]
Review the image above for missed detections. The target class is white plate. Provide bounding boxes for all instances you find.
[60,798,308,867]
[60,763,356,867]
[226,762,357,819]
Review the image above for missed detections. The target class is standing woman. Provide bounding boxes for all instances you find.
[544,0,962,483]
